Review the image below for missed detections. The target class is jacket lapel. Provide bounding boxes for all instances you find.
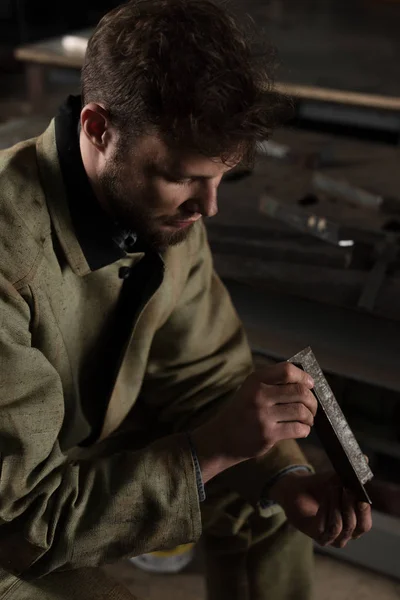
[98,253,165,441]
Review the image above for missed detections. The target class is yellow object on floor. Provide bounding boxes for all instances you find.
[129,544,195,574]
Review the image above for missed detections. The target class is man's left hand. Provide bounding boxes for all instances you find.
[269,471,372,548]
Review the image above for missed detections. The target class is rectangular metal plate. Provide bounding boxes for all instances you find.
[289,347,374,503]
[259,194,342,245]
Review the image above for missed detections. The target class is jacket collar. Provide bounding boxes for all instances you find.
[55,95,128,271]
[36,97,147,276]
[36,118,92,276]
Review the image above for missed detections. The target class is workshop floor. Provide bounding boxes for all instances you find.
[104,553,400,600]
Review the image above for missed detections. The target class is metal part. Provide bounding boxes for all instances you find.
[257,140,292,160]
[288,347,374,503]
[257,140,334,168]
[259,194,354,247]
[312,172,400,215]
[207,224,352,268]
[312,172,384,211]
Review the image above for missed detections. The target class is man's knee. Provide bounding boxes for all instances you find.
[2,568,136,600]
[201,478,287,547]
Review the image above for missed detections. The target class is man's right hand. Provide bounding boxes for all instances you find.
[191,362,317,484]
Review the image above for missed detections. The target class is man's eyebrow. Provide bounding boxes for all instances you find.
[173,172,214,180]
[162,162,235,180]
[158,164,215,180]
[152,155,236,180]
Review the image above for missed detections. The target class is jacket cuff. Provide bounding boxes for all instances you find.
[259,464,314,509]
[212,440,313,508]
[169,433,203,540]
[187,433,206,502]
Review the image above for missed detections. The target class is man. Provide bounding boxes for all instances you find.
[0,1,371,598]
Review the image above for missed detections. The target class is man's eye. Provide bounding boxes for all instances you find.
[162,172,193,185]
[167,177,192,186]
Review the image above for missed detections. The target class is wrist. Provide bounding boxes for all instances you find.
[190,428,239,484]
[269,468,312,505]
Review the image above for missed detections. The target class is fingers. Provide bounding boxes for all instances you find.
[316,486,373,548]
[274,402,315,427]
[352,501,373,539]
[267,385,317,441]
[278,421,312,441]
[271,383,318,417]
[319,485,343,546]
[256,381,318,442]
[331,489,357,548]
[255,362,314,388]
[315,496,330,543]
[232,362,318,456]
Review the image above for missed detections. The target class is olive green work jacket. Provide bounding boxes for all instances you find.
[0,120,308,584]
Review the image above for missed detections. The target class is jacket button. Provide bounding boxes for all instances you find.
[124,233,138,253]
[119,266,131,279]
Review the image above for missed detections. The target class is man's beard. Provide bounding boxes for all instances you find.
[98,165,195,253]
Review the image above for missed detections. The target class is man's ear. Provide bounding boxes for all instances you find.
[80,103,112,151]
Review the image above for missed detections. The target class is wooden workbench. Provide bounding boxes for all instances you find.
[15,30,400,113]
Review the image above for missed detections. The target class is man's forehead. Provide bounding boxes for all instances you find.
[135,134,237,174]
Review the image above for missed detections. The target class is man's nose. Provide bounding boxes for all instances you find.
[193,181,219,218]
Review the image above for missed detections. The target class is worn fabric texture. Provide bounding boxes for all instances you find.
[203,476,313,600]
[0,120,310,597]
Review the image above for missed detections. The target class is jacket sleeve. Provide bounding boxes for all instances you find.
[141,223,311,507]
[0,274,202,578]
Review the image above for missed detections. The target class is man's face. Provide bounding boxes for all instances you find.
[97,133,237,251]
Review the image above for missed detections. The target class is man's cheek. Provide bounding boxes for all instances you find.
[153,188,186,213]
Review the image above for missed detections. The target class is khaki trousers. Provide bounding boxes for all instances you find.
[1,488,312,600]
[1,426,313,599]
[202,479,313,600]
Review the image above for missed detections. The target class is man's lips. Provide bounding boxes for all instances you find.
[166,216,202,228]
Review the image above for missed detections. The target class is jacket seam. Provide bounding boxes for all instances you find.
[181,437,200,540]
[12,245,45,291]
[37,279,76,392]
[2,155,50,285]
[1,577,23,600]
[48,203,87,277]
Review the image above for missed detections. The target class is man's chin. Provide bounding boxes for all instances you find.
[148,222,195,252]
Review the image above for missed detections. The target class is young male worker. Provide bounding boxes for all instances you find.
[0,1,371,598]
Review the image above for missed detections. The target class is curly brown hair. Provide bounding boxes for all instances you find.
[82,0,290,165]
